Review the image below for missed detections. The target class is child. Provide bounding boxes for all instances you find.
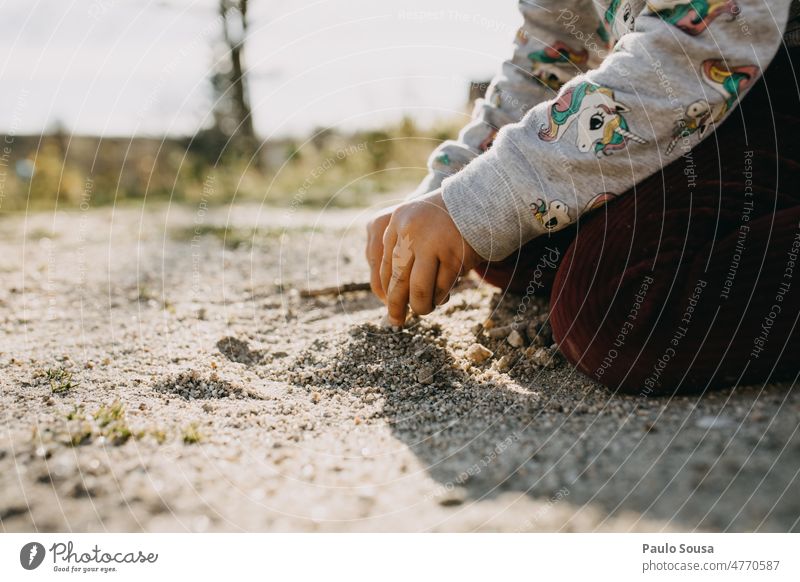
[366,0,800,395]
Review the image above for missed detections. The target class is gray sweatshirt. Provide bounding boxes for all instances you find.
[414,0,800,261]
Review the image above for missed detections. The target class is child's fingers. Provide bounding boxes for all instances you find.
[365,211,394,301]
[408,258,438,316]
[366,237,386,301]
[379,228,398,297]
[386,249,414,326]
[370,266,386,302]
[434,261,461,306]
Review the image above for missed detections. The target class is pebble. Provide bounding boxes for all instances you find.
[527,347,556,368]
[417,366,435,385]
[507,330,525,348]
[495,354,515,372]
[487,326,512,339]
[466,344,493,364]
[436,487,467,507]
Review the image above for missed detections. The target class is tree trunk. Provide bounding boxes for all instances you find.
[219,0,258,154]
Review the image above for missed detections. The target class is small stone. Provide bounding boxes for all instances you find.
[527,347,555,368]
[495,354,515,372]
[437,487,467,507]
[507,330,525,348]
[466,344,493,364]
[487,326,512,339]
[417,366,435,385]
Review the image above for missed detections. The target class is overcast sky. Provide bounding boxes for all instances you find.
[0,0,520,138]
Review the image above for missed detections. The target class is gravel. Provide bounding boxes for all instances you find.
[1,203,798,533]
[154,370,250,400]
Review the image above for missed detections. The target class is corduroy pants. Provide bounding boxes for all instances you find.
[478,47,800,395]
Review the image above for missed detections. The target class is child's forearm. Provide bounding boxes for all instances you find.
[442,0,793,261]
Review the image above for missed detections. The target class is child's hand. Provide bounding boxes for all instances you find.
[365,203,400,302]
[369,189,481,326]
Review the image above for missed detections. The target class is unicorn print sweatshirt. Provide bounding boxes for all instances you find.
[414,0,800,261]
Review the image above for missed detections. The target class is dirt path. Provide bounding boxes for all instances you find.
[1,203,798,532]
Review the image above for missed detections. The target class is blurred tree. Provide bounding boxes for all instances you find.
[194,0,261,167]
[216,0,255,145]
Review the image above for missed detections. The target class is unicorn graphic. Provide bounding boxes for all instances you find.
[538,82,648,156]
[532,198,572,232]
[647,0,739,36]
[667,59,758,153]
[528,41,589,91]
[598,0,636,46]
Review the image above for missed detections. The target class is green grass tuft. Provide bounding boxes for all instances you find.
[182,423,203,445]
[93,400,125,428]
[44,368,78,394]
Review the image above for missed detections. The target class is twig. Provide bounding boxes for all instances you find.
[300,282,372,298]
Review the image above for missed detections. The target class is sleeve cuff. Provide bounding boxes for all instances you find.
[441,152,539,261]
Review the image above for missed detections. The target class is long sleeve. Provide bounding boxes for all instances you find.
[442,0,794,260]
[410,0,603,198]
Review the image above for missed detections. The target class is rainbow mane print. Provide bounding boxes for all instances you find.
[647,1,739,35]
[667,58,758,154]
[538,82,647,156]
[702,59,758,108]
[539,83,595,141]
[528,41,589,67]
[583,192,618,213]
[528,41,589,90]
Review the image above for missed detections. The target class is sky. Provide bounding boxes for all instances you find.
[0,0,521,138]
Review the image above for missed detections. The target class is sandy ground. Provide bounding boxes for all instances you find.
[1,201,799,533]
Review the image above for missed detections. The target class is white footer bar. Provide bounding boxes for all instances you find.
[1,533,797,580]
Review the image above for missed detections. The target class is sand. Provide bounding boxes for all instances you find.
[1,202,798,532]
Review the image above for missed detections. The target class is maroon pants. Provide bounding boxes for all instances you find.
[479,47,800,395]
